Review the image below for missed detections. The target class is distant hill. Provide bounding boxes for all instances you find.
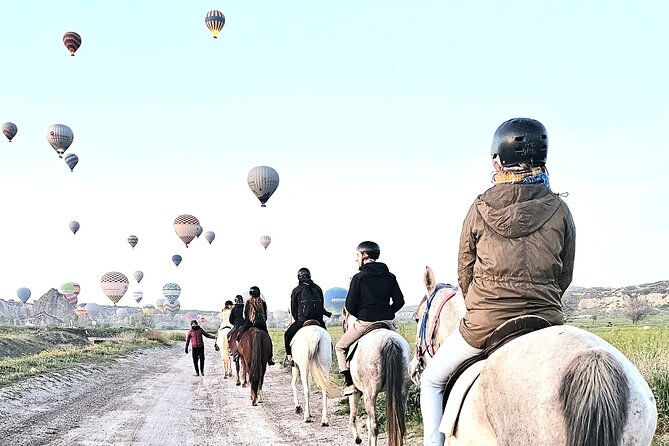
[564,280,669,315]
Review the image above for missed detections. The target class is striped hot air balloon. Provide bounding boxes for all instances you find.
[260,235,271,250]
[46,124,74,158]
[63,32,81,56]
[205,10,226,38]
[64,153,78,172]
[100,271,129,305]
[133,291,143,304]
[162,283,181,304]
[2,122,17,142]
[128,235,138,249]
[174,214,200,248]
[247,166,279,207]
[74,303,87,317]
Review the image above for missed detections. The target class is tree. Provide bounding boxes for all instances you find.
[623,298,653,325]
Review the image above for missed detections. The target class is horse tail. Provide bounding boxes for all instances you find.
[249,331,264,393]
[381,336,406,446]
[558,347,630,446]
[306,333,340,398]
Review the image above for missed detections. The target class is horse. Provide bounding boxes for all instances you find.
[342,307,412,446]
[289,323,341,425]
[411,266,658,446]
[215,324,233,379]
[236,327,272,405]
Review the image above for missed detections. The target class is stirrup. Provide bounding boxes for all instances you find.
[341,384,358,396]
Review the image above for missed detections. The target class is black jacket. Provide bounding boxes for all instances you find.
[229,304,245,328]
[290,279,331,321]
[345,261,404,321]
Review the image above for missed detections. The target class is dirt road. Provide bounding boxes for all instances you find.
[0,344,418,445]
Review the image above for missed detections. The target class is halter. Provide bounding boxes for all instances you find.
[415,283,457,374]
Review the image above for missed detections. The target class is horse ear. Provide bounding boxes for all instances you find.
[424,266,436,296]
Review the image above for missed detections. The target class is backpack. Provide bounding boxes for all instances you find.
[297,284,323,321]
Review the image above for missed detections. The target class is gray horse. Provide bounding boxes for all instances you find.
[411,266,657,446]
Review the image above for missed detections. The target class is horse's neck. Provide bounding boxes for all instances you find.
[434,293,466,345]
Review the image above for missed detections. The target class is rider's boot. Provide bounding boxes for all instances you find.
[341,370,357,396]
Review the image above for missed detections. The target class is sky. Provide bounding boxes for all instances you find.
[1,1,668,312]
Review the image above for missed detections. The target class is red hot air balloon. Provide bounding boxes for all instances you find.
[63,32,81,56]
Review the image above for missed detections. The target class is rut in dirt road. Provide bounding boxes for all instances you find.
[0,343,409,446]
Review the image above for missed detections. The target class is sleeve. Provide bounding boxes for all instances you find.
[558,203,576,295]
[458,200,479,298]
[229,309,235,325]
[243,301,250,321]
[290,287,299,317]
[262,299,268,315]
[317,285,331,317]
[345,274,361,318]
[185,331,191,349]
[203,330,216,339]
[389,276,405,313]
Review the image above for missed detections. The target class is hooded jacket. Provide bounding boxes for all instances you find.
[458,183,576,348]
[345,262,405,321]
[290,279,332,321]
[229,303,245,327]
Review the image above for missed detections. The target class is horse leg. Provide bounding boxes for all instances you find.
[235,357,241,386]
[320,384,329,427]
[349,392,363,445]
[291,363,303,415]
[363,392,379,446]
[301,366,312,423]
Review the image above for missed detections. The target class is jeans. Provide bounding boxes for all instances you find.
[420,328,482,446]
[191,346,205,374]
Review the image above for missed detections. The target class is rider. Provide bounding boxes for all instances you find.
[420,118,576,445]
[227,295,246,359]
[335,241,405,396]
[236,286,275,366]
[283,267,332,367]
[215,300,234,351]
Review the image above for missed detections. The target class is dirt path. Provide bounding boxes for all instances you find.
[0,344,419,445]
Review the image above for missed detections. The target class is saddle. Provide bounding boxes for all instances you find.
[439,315,552,437]
[345,321,394,362]
[302,319,321,327]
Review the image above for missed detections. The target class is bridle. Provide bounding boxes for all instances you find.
[414,284,457,374]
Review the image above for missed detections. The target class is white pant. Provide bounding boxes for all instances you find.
[420,328,482,446]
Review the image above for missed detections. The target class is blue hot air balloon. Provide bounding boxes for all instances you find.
[17,287,31,303]
[324,287,348,316]
[172,254,182,267]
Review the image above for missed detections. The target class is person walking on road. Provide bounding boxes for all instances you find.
[185,319,216,376]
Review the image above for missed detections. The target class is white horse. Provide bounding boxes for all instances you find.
[411,266,658,446]
[290,324,340,425]
[215,325,232,379]
[342,308,412,446]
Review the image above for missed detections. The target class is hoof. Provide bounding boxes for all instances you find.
[295,406,303,414]
[223,375,228,379]
[305,417,313,423]
[236,382,241,386]
[321,422,329,427]
[355,437,362,445]
[242,383,247,388]
[252,401,257,406]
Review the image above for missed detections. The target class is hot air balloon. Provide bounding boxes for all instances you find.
[172,254,182,267]
[134,271,143,283]
[69,221,80,235]
[74,303,87,317]
[260,235,271,250]
[128,235,138,249]
[162,283,181,304]
[68,283,80,306]
[100,271,129,305]
[64,153,78,172]
[183,311,197,323]
[116,307,129,319]
[60,282,76,298]
[173,214,200,248]
[195,226,203,238]
[204,231,215,245]
[247,166,279,207]
[133,291,144,304]
[324,287,348,316]
[17,287,31,303]
[46,124,74,158]
[198,314,206,323]
[85,303,101,319]
[63,32,81,56]
[164,299,181,316]
[156,298,166,312]
[2,122,17,142]
[205,10,226,38]
[142,304,156,316]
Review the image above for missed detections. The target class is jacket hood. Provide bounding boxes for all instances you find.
[476,184,561,239]
[361,261,391,275]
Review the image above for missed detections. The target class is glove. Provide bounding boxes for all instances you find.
[214,343,220,351]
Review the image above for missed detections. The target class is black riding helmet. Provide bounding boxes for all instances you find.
[356,241,380,260]
[491,118,548,167]
[297,267,311,281]
[249,286,261,297]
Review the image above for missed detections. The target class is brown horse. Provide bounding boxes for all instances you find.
[236,327,272,405]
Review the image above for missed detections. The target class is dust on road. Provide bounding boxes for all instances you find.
[0,343,415,445]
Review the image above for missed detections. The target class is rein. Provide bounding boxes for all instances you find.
[416,285,457,369]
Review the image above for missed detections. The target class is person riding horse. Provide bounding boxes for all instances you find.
[227,295,245,354]
[235,286,275,366]
[420,118,576,445]
[334,241,405,396]
[283,267,332,367]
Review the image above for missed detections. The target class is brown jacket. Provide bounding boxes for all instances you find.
[458,183,576,348]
